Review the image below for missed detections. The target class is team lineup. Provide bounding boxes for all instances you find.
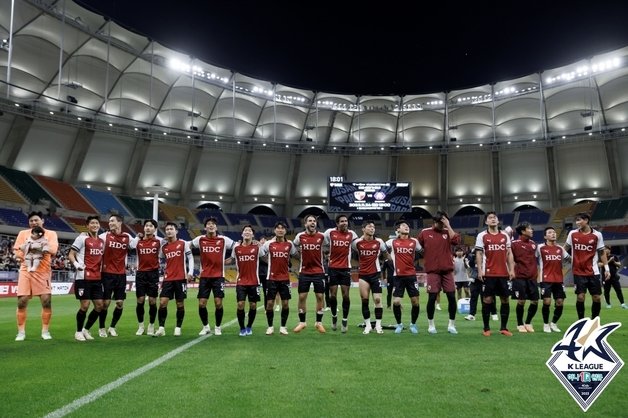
[11,210,615,341]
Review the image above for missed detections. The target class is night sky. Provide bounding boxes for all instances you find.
[76,0,628,95]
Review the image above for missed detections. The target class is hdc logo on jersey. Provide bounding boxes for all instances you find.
[574,243,594,251]
[546,317,623,412]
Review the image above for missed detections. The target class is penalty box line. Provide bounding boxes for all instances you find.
[43,316,241,418]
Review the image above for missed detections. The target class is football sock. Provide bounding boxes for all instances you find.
[199,306,208,326]
[158,307,167,327]
[516,303,524,325]
[525,303,538,324]
[149,304,157,324]
[237,309,245,329]
[136,302,145,323]
[542,304,550,323]
[247,308,256,328]
[361,299,370,320]
[215,307,224,327]
[411,305,420,324]
[281,308,289,327]
[175,306,184,327]
[552,305,563,323]
[500,302,510,330]
[393,304,402,324]
[76,309,86,332]
[110,307,123,327]
[85,309,100,329]
[576,301,585,319]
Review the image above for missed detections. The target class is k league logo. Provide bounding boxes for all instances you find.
[546,317,623,412]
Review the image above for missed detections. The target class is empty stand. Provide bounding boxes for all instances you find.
[517,210,550,225]
[0,208,29,227]
[41,215,75,233]
[196,209,228,226]
[160,203,198,226]
[592,197,628,221]
[0,166,59,206]
[0,177,28,205]
[34,175,95,213]
[226,213,259,227]
[118,196,153,220]
[78,187,129,217]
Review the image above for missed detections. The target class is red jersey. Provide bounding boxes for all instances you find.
[385,237,421,277]
[161,239,192,281]
[475,230,511,277]
[99,231,132,275]
[129,236,163,272]
[537,243,569,283]
[71,235,104,281]
[191,235,235,278]
[511,237,538,280]
[294,231,328,275]
[324,228,358,269]
[232,242,260,286]
[352,237,387,276]
[417,227,460,273]
[260,240,297,281]
[565,229,605,276]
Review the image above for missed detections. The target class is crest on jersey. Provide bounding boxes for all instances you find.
[442,234,448,239]
[78,288,84,297]
[372,243,378,249]
[354,191,366,200]
[546,317,624,412]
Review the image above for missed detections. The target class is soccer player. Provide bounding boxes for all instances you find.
[509,222,539,333]
[231,225,262,336]
[190,217,235,336]
[418,211,460,334]
[465,248,498,321]
[537,226,570,333]
[293,214,329,333]
[154,222,193,337]
[323,214,358,332]
[260,221,297,335]
[13,211,59,341]
[99,214,133,337]
[352,221,388,334]
[600,245,626,309]
[564,212,609,319]
[69,216,104,341]
[128,219,163,336]
[386,220,422,334]
[475,212,514,337]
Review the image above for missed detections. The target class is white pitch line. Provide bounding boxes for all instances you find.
[43,316,239,418]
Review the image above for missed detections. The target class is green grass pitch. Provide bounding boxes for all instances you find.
[0,288,626,417]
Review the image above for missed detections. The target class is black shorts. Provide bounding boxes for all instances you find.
[329,268,351,287]
[135,270,159,298]
[540,282,566,300]
[455,281,470,289]
[102,272,127,301]
[511,279,539,300]
[266,280,291,301]
[482,277,511,298]
[359,273,382,293]
[74,280,104,300]
[236,285,260,302]
[574,275,602,296]
[160,280,187,300]
[198,277,225,299]
[298,273,326,294]
[392,275,420,298]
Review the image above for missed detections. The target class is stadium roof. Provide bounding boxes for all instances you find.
[1,0,628,152]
